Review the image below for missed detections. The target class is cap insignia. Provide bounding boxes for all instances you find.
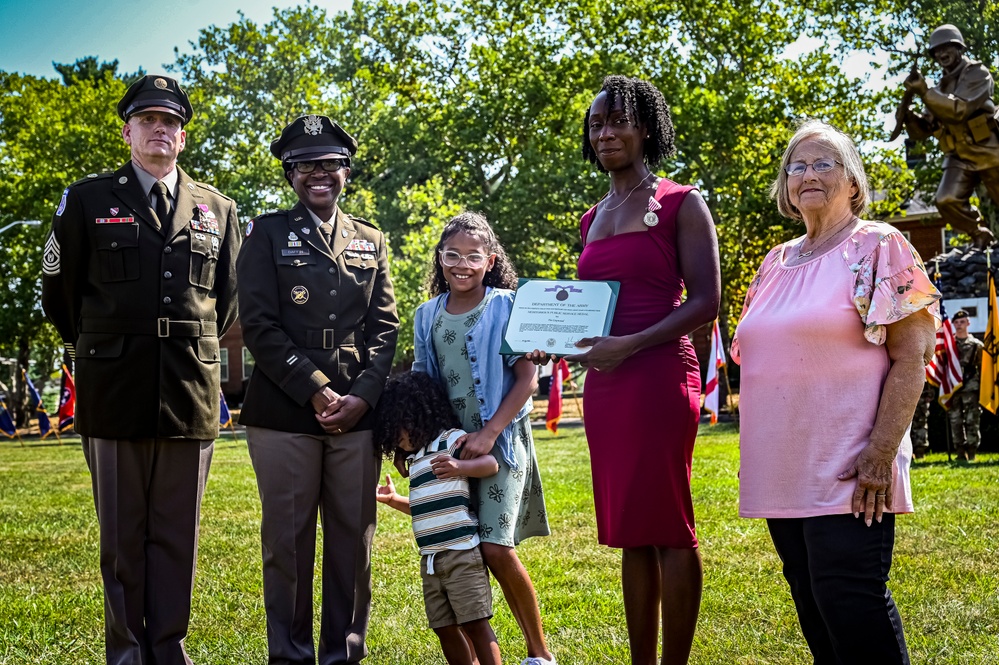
[303,115,323,136]
[154,78,168,90]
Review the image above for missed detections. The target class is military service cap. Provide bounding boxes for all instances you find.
[117,75,193,125]
[270,115,358,164]
[953,309,970,320]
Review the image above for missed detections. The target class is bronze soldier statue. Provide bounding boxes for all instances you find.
[901,24,999,248]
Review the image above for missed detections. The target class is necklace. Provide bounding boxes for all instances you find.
[796,216,857,259]
[601,173,654,212]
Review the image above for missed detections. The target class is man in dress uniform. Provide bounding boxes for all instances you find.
[949,309,984,460]
[236,115,398,664]
[41,75,241,664]
[903,23,999,247]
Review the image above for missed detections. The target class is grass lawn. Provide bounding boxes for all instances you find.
[1,424,997,664]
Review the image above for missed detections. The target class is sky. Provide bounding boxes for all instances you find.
[0,0,349,79]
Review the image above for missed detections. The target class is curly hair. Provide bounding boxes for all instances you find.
[426,211,518,297]
[581,75,676,172]
[372,371,460,459]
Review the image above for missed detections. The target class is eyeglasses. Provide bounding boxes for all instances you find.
[292,160,349,174]
[785,159,841,176]
[439,250,492,269]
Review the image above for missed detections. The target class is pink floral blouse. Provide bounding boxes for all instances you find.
[732,221,940,518]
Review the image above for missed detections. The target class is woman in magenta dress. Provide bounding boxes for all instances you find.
[533,75,719,664]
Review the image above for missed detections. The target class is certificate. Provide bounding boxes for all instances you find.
[500,278,620,355]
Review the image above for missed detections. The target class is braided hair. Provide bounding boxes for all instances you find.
[372,371,460,459]
[581,75,676,172]
[426,211,518,297]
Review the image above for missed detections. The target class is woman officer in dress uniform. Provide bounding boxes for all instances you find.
[236,114,399,665]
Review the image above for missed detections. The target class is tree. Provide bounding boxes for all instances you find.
[166,1,927,363]
[334,0,901,331]
[172,6,348,215]
[53,56,145,87]
[0,69,127,424]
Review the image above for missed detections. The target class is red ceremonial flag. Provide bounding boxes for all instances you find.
[925,302,963,409]
[58,364,76,431]
[703,319,725,425]
[545,358,570,434]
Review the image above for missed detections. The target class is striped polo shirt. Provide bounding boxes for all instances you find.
[409,428,480,555]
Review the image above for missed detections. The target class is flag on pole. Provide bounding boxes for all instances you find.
[545,358,570,434]
[57,364,76,431]
[980,271,998,414]
[0,399,16,438]
[703,319,726,425]
[23,370,52,437]
[925,301,963,409]
[219,389,232,427]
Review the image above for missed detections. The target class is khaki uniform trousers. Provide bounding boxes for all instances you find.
[246,426,380,665]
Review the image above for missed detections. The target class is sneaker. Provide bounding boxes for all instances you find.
[521,658,557,665]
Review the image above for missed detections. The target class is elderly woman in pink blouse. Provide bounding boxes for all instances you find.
[732,120,938,665]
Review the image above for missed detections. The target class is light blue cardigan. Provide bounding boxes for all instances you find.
[412,287,532,470]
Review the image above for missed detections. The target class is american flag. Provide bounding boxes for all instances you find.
[925,300,963,409]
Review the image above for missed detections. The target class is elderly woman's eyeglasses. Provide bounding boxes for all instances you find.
[785,159,841,176]
[293,160,349,174]
[439,250,492,269]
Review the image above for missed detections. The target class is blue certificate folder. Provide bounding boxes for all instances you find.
[500,278,620,356]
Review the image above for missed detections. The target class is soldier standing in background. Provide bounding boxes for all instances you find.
[903,23,999,248]
[41,75,241,664]
[949,309,984,460]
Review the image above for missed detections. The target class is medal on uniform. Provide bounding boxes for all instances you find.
[644,195,662,227]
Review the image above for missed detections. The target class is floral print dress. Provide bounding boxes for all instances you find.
[432,297,550,547]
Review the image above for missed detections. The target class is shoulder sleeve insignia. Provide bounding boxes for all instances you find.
[55,188,69,216]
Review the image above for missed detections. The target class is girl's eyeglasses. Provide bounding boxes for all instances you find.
[439,250,492,269]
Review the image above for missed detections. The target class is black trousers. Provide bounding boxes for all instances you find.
[767,514,909,665]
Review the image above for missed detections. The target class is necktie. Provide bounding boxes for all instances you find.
[319,222,334,246]
[151,180,172,231]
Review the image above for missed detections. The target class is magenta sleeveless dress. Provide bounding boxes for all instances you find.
[577,178,700,549]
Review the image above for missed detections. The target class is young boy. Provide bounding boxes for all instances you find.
[374,371,501,665]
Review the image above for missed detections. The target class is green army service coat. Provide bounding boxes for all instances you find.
[236,202,398,434]
[41,162,241,440]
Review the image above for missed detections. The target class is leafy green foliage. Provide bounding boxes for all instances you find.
[0,70,127,420]
[6,0,987,373]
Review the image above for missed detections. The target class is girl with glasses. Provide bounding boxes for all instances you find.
[412,212,557,665]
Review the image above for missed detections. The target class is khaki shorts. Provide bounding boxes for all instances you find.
[420,547,493,629]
